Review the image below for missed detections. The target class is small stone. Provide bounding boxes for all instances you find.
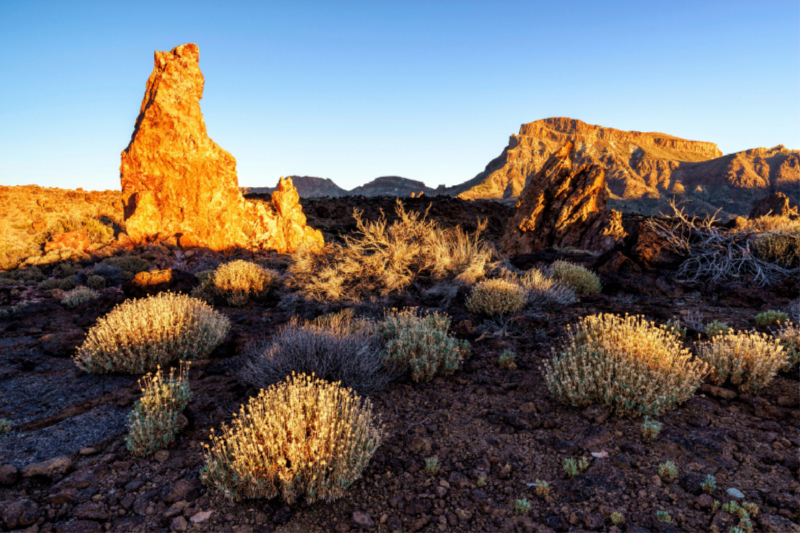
[652,475,662,487]
[79,447,98,456]
[726,487,745,499]
[154,450,170,463]
[519,402,537,414]
[190,511,212,523]
[164,501,189,520]
[0,464,18,485]
[1,499,39,529]
[352,511,374,529]
[21,456,72,478]
[73,502,109,520]
[696,494,714,509]
[171,516,188,532]
[582,404,612,424]
[164,478,202,502]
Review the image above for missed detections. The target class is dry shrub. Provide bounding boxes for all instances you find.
[239,310,389,396]
[754,310,789,325]
[288,201,493,302]
[33,216,114,246]
[61,286,98,308]
[543,314,707,417]
[101,255,152,275]
[74,292,230,374]
[466,278,527,316]
[211,260,277,306]
[380,308,469,382]
[515,268,577,308]
[201,373,383,503]
[776,323,800,369]
[551,260,601,294]
[126,365,192,457]
[697,331,786,392]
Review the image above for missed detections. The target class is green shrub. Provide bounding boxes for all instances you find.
[86,275,106,290]
[641,416,662,443]
[533,480,549,499]
[701,474,717,494]
[658,461,678,481]
[776,323,800,369]
[424,457,439,474]
[665,318,687,338]
[0,419,12,434]
[466,278,527,316]
[74,292,230,374]
[58,276,78,291]
[754,310,789,325]
[704,320,730,338]
[38,279,60,291]
[656,511,672,524]
[201,374,383,503]
[126,365,192,457]
[52,262,78,278]
[379,308,470,382]
[551,260,601,294]
[7,266,45,282]
[544,314,707,417]
[61,287,98,308]
[514,499,532,515]
[563,457,589,478]
[697,330,786,392]
[498,350,517,370]
[102,255,152,275]
[752,233,800,269]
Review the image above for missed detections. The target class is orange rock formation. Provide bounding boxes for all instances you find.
[120,43,322,253]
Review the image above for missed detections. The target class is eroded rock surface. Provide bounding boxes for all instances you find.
[121,43,322,253]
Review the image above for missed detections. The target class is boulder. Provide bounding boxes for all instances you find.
[749,192,800,219]
[500,142,610,255]
[121,43,323,253]
[122,268,197,299]
[44,230,90,253]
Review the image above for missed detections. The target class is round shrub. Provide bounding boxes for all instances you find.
[86,275,106,290]
[58,276,78,291]
[201,373,383,503]
[544,314,707,417]
[754,310,789,326]
[466,278,527,316]
[518,268,577,309]
[38,278,60,291]
[776,323,799,369]
[62,287,98,308]
[380,308,469,382]
[551,260,601,294]
[698,331,786,392]
[212,260,276,306]
[240,311,389,396]
[102,255,152,275]
[74,292,230,374]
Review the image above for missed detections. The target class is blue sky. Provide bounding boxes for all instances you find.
[0,1,797,191]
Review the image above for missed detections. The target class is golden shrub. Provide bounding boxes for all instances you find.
[543,314,707,417]
[697,331,786,392]
[61,286,98,308]
[776,322,800,369]
[212,260,276,306]
[201,374,383,504]
[466,278,527,316]
[551,260,601,294]
[288,201,493,302]
[74,292,230,374]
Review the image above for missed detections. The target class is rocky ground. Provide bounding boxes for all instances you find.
[0,195,798,533]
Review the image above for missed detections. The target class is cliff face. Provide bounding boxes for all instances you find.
[456,117,722,201]
[243,176,349,198]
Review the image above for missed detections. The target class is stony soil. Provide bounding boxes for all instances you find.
[0,196,798,533]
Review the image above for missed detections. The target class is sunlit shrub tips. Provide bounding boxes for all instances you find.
[551,260,601,294]
[697,330,786,392]
[126,365,192,457]
[74,292,230,374]
[517,267,578,308]
[380,308,469,383]
[61,287,98,308]
[543,314,707,417]
[776,322,800,369]
[466,278,527,316]
[210,260,277,306]
[201,374,383,504]
[754,310,789,325]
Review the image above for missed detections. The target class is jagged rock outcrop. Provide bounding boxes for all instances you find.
[456,117,722,201]
[501,142,626,255]
[243,176,349,198]
[749,192,800,220]
[120,43,322,253]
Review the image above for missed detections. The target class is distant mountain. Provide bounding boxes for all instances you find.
[242,118,798,218]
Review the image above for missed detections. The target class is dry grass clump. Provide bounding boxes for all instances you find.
[515,268,578,308]
[126,365,192,457]
[239,310,389,396]
[776,323,799,369]
[61,286,99,308]
[74,292,230,374]
[551,260,601,295]
[543,314,707,417]
[288,201,493,302]
[380,308,469,382]
[466,278,527,316]
[33,216,114,247]
[201,373,383,504]
[697,331,786,392]
[210,260,277,306]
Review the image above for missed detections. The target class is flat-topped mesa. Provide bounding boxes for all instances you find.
[456,117,723,201]
[120,43,322,253]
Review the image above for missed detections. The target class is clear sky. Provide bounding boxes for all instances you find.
[0,1,798,192]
